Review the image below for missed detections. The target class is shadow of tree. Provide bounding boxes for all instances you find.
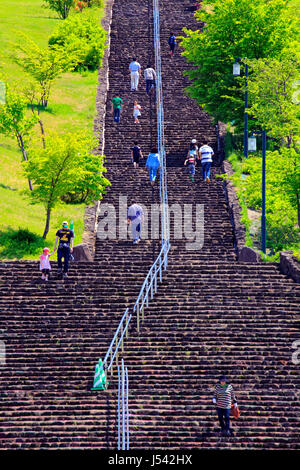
[0,228,45,259]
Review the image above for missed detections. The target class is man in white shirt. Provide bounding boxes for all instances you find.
[144,64,156,94]
[127,200,144,244]
[129,58,141,91]
[199,140,214,182]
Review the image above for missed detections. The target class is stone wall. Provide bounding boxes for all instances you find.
[80,0,115,260]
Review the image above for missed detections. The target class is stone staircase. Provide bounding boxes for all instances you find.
[0,0,299,450]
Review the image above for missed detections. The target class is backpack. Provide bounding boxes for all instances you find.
[169,35,176,45]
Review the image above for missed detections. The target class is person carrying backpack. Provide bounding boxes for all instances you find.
[53,221,74,279]
[184,143,197,182]
[168,33,177,56]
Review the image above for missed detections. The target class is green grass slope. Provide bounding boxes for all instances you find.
[0,1,104,259]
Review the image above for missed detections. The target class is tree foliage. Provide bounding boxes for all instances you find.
[242,149,300,251]
[246,56,300,147]
[48,10,107,71]
[12,33,77,106]
[23,132,110,238]
[180,0,298,130]
[0,82,38,190]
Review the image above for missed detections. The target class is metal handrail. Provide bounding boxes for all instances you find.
[92,0,169,391]
[118,359,129,450]
[102,308,131,377]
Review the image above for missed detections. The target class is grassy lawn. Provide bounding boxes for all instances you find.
[0,0,104,259]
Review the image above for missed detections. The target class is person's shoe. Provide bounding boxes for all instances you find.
[224,430,231,437]
[63,273,68,279]
[133,239,139,244]
[206,176,210,182]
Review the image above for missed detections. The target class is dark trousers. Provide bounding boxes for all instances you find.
[217,408,231,431]
[57,247,70,273]
[169,44,175,54]
[113,108,121,123]
[146,79,154,94]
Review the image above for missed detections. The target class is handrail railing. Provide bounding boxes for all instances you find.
[118,359,129,450]
[102,308,131,377]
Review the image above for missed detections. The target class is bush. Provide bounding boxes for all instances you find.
[43,0,74,19]
[48,11,107,71]
[0,228,45,259]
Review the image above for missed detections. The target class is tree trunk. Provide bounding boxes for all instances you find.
[297,192,300,229]
[43,206,51,239]
[39,119,46,149]
[17,133,33,191]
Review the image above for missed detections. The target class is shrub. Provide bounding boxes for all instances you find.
[43,0,74,19]
[0,228,45,259]
[48,11,107,71]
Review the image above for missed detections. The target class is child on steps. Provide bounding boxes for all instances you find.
[133,100,141,124]
[184,143,198,182]
[39,247,54,281]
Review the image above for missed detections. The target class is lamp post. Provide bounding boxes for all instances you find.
[249,131,267,255]
[233,58,249,158]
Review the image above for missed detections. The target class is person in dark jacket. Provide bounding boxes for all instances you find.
[212,375,238,436]
[168,33,176,56]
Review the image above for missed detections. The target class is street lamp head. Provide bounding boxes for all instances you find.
[233,60,241,76]
[248,135,257,152]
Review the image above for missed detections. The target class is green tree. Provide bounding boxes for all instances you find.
[23,132,110,239]
[242,149,300,249]
[43,0,74,19]
[0,83,38,190]
[48,9,107,71]
[246,56,300,148]
[180,0,298,130]
[12,33,77,107]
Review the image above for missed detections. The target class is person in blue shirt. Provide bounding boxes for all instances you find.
[146,148,161,186]
[168,33,176,56]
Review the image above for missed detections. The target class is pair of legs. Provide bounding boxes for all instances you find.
[146,79,154,94]
[169,44,175,56]
[217,408,231,434]
[131,222,142,244]
[134,113,140,124]
[113,108,121,123]
[149,167,158,186]
[188,163,195,182]
[201,161,212,181]
[131,71,139,91]
[133,158,140,168]
[57,247,70,276]
[41,269,50,281]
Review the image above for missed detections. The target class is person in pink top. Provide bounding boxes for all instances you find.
[40,247,54,281]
